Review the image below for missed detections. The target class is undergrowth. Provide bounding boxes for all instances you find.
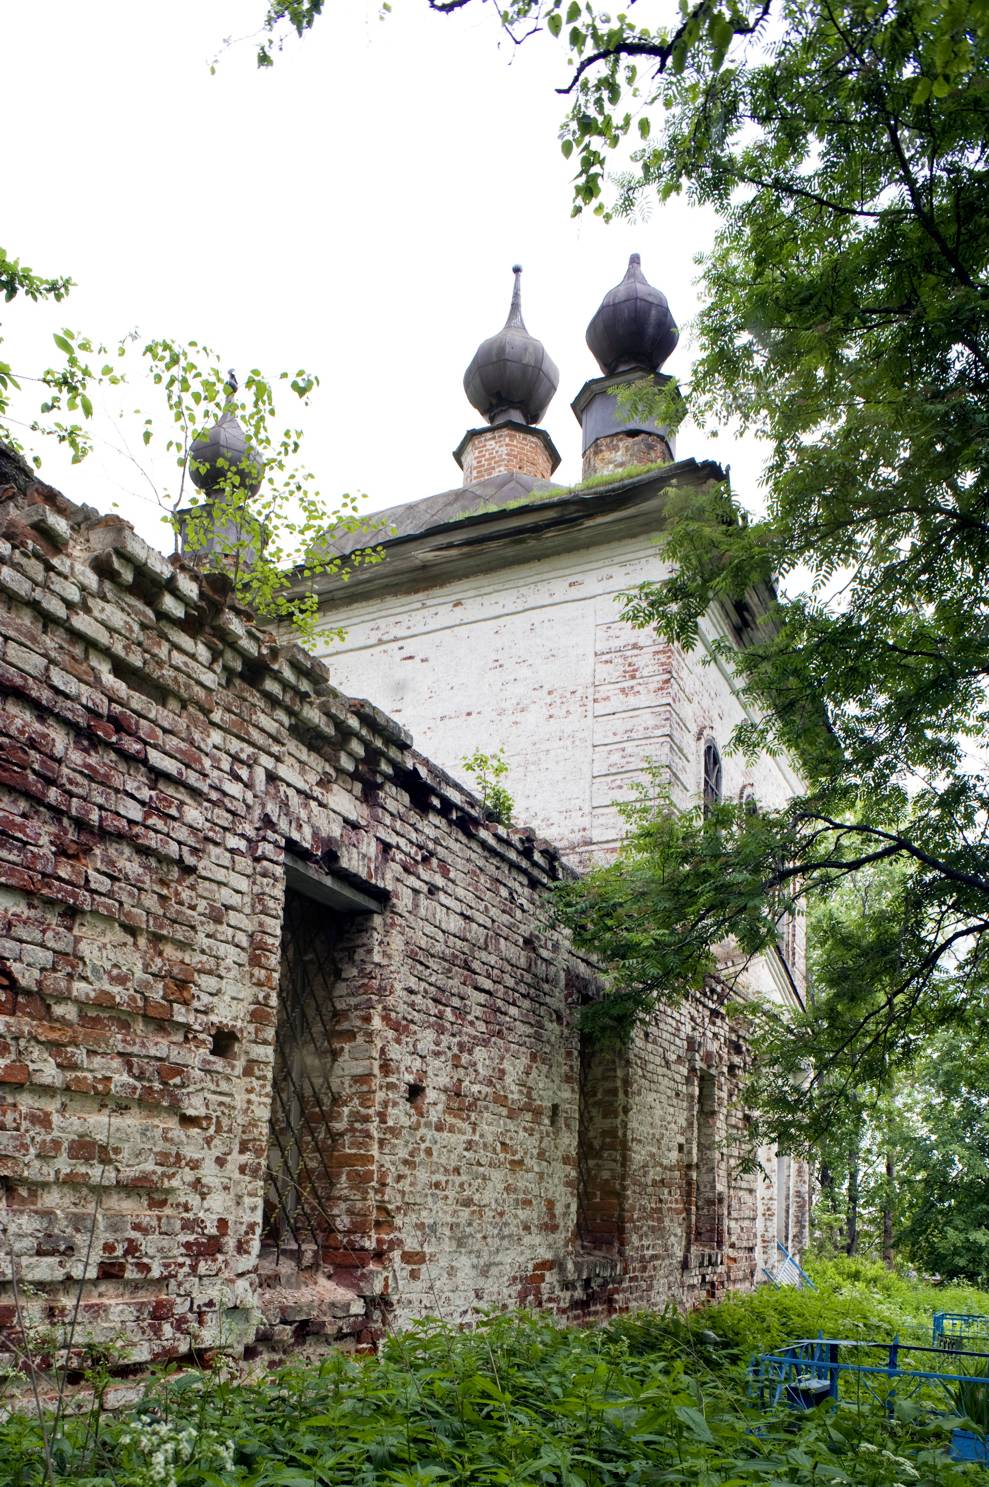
[1,1258,986,1485]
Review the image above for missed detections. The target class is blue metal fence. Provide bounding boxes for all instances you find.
[761,1239,817,1291]
[934,1312,989,1350]
[750,1320,989,1466]
[751,1333,989,1416]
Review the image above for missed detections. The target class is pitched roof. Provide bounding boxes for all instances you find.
[321,470,565,560]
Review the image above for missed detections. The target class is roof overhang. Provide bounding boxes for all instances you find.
[303,457,736,608]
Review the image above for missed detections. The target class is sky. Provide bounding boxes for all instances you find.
[2,0,765,552]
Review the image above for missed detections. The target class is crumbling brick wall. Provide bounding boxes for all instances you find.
[0,475,767,1383]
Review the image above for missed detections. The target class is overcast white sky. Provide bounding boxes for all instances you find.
[2,0,765,551]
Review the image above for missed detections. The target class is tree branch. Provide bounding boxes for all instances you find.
[556,0,773,96]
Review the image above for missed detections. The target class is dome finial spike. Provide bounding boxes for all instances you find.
[505,264,526,331]
[464,264,559,426]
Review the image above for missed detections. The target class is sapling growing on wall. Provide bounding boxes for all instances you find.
[462,748,515,825]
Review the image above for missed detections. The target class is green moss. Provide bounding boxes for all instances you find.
[446,460,672,525]
[5,1257,984,1484]
[572,458,671,491]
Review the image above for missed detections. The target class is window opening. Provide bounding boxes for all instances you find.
[693,1069,720,1247]
[776,1152,792,1246]
[577,1034,625,1252]
[262,889,357,1258]
[776,904,798,967]
[702,740,723,816]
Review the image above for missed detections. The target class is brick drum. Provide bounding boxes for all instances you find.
[458,425,555,484]
[582,431,673,480]
[0,475,803,1386]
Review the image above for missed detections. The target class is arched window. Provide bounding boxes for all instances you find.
[702,739,722,816]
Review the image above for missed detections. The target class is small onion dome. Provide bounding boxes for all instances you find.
[586,253,679,375]
[189,401,264,498]
[463,266,559,427]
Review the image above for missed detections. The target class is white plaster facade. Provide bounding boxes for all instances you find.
[312,471,801,872]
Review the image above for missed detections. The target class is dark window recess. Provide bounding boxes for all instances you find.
[211,1029,239,1060]
[776,905,798,967]
[702,740,723,816]
[693,1069,722,1248]
[576,1035,626,1253]
[406,1082,426,1107]
[262,890,354,1255]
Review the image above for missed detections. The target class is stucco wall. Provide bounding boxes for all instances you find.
[311,526,802,867]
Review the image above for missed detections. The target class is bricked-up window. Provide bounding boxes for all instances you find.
[702,740,723,817]
[576,1034,626,1252]
[693,1069,721,1248]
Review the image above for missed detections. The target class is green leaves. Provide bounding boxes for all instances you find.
[462,747,515,824]
[2,1275,987,1483]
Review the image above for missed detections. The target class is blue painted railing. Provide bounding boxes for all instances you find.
[934,1312,989,1350]
[750,1334,989,1464]
[762,1239,817,1291]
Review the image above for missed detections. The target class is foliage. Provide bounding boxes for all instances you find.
[605,0,989,1121]
[1,1261,986,1484]
[0,249,98,465]
[0,277,385,645]
[554,779,795,1041]
[139,340,385,645]
[462,748,515,825]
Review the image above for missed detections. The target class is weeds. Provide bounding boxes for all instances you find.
[0,1259,984,1484]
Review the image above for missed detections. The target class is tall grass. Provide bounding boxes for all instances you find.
[0,1258,984,1485]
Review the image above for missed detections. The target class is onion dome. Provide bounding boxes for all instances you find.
[464,266,559,427]
[188,372,264,497]
[586,253,678,375]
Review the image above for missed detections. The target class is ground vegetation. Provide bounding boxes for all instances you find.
[2,1259,987,1485]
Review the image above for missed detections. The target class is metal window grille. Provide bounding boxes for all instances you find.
[262,890,349,1259]
[702,740,722,816]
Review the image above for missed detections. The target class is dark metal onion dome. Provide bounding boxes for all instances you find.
[188,372,264,497]
[586,253,679,375]
[463,266,559,426]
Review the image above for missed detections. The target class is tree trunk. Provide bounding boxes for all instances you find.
[846,1160,859,1257]
[882,1152,895,1267]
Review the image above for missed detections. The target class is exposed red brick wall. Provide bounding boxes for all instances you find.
[458,425,555,484]
[0,476,766,1384]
